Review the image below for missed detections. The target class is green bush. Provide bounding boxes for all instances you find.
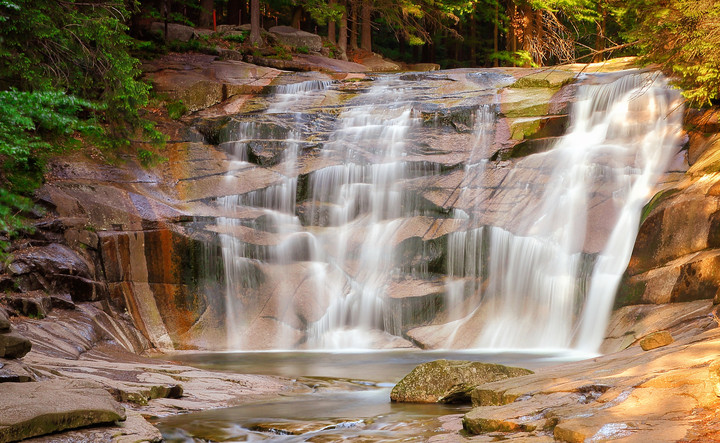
[166,100,188,120]
[225,31,249,43]
[296,45,310,54]
[0,1,164,254]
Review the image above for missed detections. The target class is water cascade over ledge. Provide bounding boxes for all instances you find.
[207,70,685,352]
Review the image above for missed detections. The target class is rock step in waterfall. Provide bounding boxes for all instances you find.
[205,70,684,351]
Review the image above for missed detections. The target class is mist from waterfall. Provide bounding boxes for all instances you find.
[211,71,684,352]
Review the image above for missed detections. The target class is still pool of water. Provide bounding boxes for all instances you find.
[155,350,591,442]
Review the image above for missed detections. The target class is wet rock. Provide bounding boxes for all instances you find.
[110,383,184,406]
[0,331,32,359]
[8,244,92,279]
[390,360,532,403]
[462,411,535,434]
[54,274,109,302]
[0,359,36,382]
[0,379,126,442]
[49,293,76,310]
[639,330,674,351]
[250,420,340,435]
[601,300,713,353]
[268,26,322,52]
[146,54,281,112]
[5,293,51,319]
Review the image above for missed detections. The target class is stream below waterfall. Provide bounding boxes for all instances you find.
[155,350,590,441]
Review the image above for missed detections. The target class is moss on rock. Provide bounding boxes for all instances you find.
[390,359,532,404]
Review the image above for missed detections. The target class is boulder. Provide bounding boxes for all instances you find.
[0,379,126,442]
[0,360,36,383]
[390,360,533,403]
[8,244,92,279]
[0,308,9,332]
[5,293,51,319]
[639,331,674,351]
[0,331,31,359]
[356,53,401,72]
[145,54,281,112]
[150,22,201,42]
[268,26,322,52]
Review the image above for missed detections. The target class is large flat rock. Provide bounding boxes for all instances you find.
[0,379,125,443]
[460,325,720,441]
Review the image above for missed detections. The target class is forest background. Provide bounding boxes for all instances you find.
[0,0,718,252]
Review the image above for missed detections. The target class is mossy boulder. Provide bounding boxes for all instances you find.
[390,359,533,404]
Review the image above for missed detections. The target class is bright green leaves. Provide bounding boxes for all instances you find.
[0,89,100,163]
[0,89,99,246]
[630,0,720,105]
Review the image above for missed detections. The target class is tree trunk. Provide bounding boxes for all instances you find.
[360,0,372,51]
[338,0,348,59]
[350,0,358,50]
[519,4,533,67]
[594,1,607,62]
[228,0,241,25]
[507,0,517,54]
[250,0,262,45]
[291,6,302,29]
[199,0,214,28]
[493,0,499,66]
[328,0,337,43]
[470,6,477,65]
[535,10,543,65]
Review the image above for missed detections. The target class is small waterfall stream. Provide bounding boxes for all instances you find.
[210,70,684,352]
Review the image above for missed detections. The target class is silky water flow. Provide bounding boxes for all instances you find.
[211,72,684,352]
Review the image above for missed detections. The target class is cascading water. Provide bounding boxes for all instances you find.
[443,72,684,350]
[304,80,439,348]
[211,70,684,352]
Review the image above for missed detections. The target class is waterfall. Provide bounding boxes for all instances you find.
[305,79,438,348]
[211,70,684,352]
[443,72,684,350]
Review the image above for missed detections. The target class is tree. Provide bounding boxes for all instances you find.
[199,0,214,27]
[628,0,720,104]
[337,0,349,58]
[250,0,262,44]
[0,0,159,253]
[360,0,372,50]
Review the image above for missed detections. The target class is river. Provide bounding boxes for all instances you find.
[155,349,591,441]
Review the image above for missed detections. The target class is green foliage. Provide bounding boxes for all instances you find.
[0,89,98,245]
[296,0,344,26]
[0,0,151,127]
[0,0,163,254]
[490,50,537,67]
[0,89,101,163]
[296,45,310,54]
[166,100,188,120]
[627,0,720,105]
[224,31,249,43]
[270,45,293,60]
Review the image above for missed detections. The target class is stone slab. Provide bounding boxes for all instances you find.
[0,379,125,443]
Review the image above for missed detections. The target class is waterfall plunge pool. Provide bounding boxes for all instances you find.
[154,349,593,442]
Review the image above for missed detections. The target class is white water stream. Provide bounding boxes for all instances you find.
[212,71,684,352]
